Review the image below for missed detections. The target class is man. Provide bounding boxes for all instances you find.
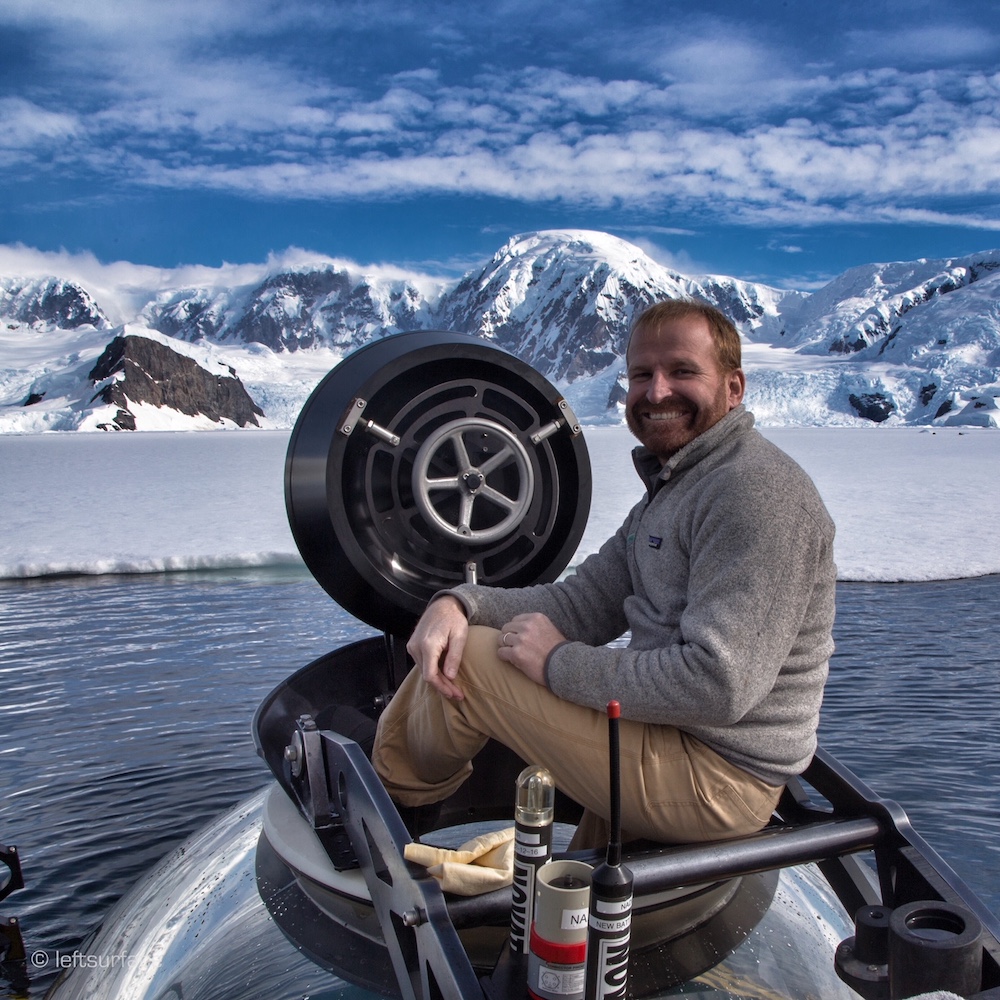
[373,299,836,847]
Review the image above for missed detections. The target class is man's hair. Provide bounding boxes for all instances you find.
[628,299,742,372]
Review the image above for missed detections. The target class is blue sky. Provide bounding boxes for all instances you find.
[2,0,999,288]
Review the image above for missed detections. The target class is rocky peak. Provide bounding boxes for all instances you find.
[88,335,264,431]
[0,276,109,329]
[140,288,235,342]
[436,230,696,380]
[144,265,435,352]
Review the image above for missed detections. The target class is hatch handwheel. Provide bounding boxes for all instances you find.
[412,416,534,543]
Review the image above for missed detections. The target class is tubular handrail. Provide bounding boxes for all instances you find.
[446,814,882,927]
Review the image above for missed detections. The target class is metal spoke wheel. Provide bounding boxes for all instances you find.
[412,417,534,543]
[285,331,592,636]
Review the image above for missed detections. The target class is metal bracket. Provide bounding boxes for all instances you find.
[1,917,25,965]
[283,716,358,870]
[279,708,488,998]
[0,846,23,905]
[338,396,401,446]
[1,844,26,965]
[339,396,368,436]
[318,729,487,1000]
[530,399,582,445]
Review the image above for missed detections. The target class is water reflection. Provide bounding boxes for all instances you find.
[1,570,998,997]
[822,577,1000,912]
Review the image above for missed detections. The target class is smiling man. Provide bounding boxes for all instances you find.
[373,299,837,849]
[625,301,745,461]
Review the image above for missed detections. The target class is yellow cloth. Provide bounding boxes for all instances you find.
[403,827,515,896]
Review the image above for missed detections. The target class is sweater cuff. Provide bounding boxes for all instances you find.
[542,640,574,689]
[429,588,474,620]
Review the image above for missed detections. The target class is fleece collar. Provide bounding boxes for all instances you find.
[631,404,755,493]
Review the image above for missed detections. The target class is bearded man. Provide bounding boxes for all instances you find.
[373,299,836,848]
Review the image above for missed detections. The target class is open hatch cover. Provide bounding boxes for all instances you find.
[285,331,592,636]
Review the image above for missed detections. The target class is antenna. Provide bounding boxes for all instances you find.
[584,701,634,1000]
[607,700,622,868]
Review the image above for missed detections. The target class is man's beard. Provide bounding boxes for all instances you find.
[626,387,731,461]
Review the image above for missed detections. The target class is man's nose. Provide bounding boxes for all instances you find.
[647,371,673,403]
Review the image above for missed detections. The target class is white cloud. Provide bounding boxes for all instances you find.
[335,111,397,133]
[0,98,80,148]
[115,100,1000,238]
[3,0,320,47]
[0,240,453,323]
[0,243,280,320]
[3,0,1000,236]
[656,36,777,85]
[623,237,704,276]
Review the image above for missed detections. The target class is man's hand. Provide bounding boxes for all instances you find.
[497,612,567,686]
[406,595,469,700]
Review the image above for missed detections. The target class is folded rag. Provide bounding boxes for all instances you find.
[404,827,515,896]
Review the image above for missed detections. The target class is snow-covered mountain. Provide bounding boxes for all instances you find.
[436,231,801,382]
[0,275,111,331]
[434,231,694,380]
[140,265,441,351]
[1,231,998,431]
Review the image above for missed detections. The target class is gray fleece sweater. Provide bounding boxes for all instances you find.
[451,405,836,785]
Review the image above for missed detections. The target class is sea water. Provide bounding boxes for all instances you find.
[2,427,1000,996]
[2,569,999,998]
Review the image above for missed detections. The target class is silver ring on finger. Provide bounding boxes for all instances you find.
[502,631,513,646]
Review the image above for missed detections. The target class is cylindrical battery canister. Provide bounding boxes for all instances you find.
[583,863,633,1000]
[510,765,555,955]
[528,859,593,1000]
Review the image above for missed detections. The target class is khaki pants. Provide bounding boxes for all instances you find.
[373,626,783,847]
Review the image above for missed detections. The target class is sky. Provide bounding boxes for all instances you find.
[2,0,1000,289]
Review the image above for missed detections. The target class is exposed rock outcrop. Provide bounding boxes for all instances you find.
[88,335,264,431]
[849,392,896,423]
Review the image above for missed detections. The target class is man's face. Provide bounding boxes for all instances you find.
[625,314,745,462]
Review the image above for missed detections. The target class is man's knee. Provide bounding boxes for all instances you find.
[460,626,504,680]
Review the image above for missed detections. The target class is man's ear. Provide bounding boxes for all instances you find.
[727,369,746,409]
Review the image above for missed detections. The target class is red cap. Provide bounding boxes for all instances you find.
[607,700,620,719]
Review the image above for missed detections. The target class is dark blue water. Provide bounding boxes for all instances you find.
[1,570,998,997]
[821,576,1000,902]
